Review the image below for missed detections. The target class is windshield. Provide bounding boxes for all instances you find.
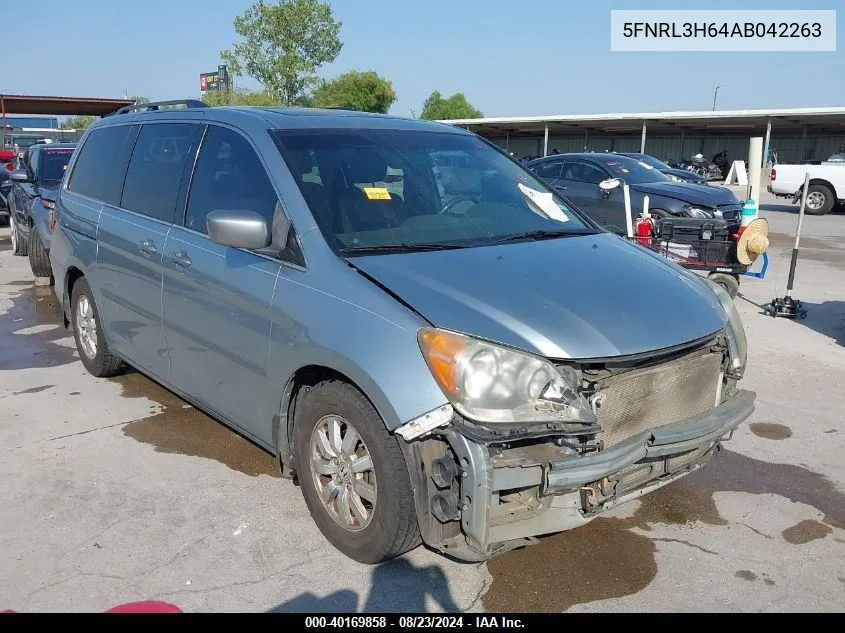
[596,155,669,184]
[39,147,74,181]
[628,154,670,170]
[273,129,594,253]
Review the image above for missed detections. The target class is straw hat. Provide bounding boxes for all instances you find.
[737,217,770,265]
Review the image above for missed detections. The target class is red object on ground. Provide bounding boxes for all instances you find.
[3,600,182,613]
[104,601,182,613]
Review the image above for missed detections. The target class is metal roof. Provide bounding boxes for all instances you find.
[0,94,135,116]
[441,106,845,135]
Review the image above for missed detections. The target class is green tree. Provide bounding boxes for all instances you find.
[420,91,483,120]
[311,70,396,113]
[221,0,342,106]
[202,88,280,107]
[131,95,150,105]
[60,116,97,131]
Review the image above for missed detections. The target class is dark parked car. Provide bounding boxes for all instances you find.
[8,142,76,278]
[527,153,741,233]
[617,152,707,185]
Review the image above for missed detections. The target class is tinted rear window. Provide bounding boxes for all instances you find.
[40,148,75,181]
[121,123,199,223]
[68,126,138,205]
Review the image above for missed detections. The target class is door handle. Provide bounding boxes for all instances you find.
[553,184,567,191]
[138,240,157,256]
[169,250,192,268]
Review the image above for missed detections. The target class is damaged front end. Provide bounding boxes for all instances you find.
[398,329,755,562]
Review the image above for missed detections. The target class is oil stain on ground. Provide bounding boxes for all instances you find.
[781,519,832,544]
[735,570,757,581]
[116,372,279,478]
[484,448,845,612]
[749,422,793,440]
[0,286,77,371]
[12,384,55,395]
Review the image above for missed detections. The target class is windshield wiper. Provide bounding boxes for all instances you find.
[490,229,585,245]
[340,242,468,255]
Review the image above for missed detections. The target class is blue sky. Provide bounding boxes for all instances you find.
[4,0,842,117]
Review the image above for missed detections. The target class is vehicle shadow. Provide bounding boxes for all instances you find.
[268,558,461,613]
[790,300,845,346]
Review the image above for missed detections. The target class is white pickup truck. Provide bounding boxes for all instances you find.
[768,159,845,215]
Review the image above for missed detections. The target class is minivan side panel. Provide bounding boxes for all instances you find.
[268,249,450,436]
[96,207,172,375]
[161,227,281,443]
[50,191,103,309]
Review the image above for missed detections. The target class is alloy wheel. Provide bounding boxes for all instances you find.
[309,414,377,532]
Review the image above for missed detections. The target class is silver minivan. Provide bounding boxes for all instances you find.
[50,102,755,563]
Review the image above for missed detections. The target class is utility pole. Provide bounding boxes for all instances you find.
[712,86,721,111]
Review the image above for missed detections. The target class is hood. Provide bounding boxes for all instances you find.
[661,168,706,183]
[632,180,737,207]
[36,184,60,201]
[351,233,726,360]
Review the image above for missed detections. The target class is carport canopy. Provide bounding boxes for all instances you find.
[0,94,134,117]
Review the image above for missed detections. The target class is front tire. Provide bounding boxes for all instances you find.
[709,272,740,299]
[71,277,125,377]
[294,380,421,563]
[804,184,834,216]
[10,213,27,256]
[28,226,53,279]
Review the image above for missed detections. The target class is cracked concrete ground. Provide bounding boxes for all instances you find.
[0,190,843,612]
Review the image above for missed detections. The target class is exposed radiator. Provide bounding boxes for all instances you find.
[593,351,723,448]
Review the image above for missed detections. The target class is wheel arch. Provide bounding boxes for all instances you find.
[273,362,405,478]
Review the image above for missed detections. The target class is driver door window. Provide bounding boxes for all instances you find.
[561,160,608,185]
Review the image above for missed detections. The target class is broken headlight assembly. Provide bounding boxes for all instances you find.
[706,280,748,377]
[417,328,595,425]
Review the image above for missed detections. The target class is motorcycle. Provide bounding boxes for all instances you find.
[685,154,723,181]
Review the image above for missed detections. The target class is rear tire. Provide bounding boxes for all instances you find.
[709,272,740,299]
[71,277,125,377]
[28,226,53,279]
[10,213,27,256]
[804,184,834,216]
[294,380,421,563]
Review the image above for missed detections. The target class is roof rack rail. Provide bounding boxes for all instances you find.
[112,99,209,116]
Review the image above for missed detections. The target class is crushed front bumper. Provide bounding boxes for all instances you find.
[439,389,755,559]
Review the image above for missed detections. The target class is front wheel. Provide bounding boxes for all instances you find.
[294,380,421,563]
[804,184,835,216]
[10,213,27,256]
[28,226,53,279]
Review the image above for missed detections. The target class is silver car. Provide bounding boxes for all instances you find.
[50,101,754,563]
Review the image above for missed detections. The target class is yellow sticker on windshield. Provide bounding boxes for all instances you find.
[620,167,630,173]
[363,187,391,200]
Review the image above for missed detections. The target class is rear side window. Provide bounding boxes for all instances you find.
[121,123,199,223]
[531,160,563,180]
[68,125,138,205]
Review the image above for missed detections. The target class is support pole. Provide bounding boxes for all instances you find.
[623,184,634,238]
[505,130,510,152]
[679,128,685,160]
[762,118,772,168]
[640,122,647,153]
[584,128,589,151]
[747,137,763,207]
[799,126,807,162]
[787,172,810,296]
[543,124,549,157]
[1,96,6,148]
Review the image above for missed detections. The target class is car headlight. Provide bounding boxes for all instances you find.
[705,280,748,377]
[683,205,714,218]
[418,328,595,425]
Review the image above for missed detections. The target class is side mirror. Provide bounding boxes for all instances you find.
[206,210,271,250]
[599,178,622,191]
[10,169,31,183]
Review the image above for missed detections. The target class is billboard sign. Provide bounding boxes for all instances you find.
[200,65,230,93]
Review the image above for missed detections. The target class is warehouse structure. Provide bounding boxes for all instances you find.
[442,107,845,165]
